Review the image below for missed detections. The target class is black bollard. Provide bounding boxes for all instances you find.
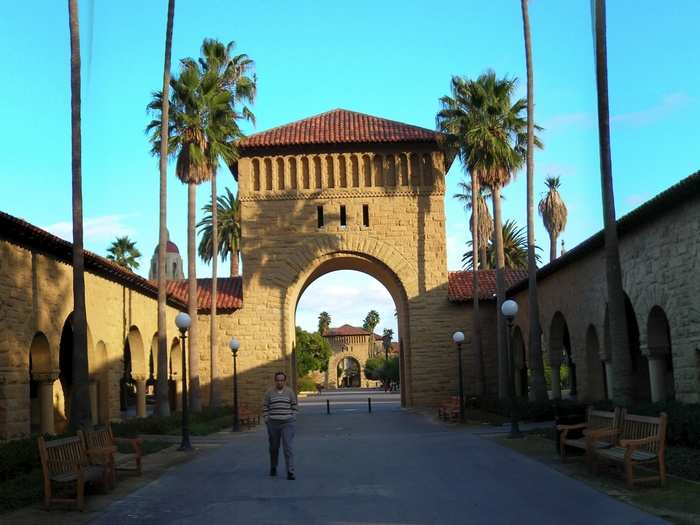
[326,399,330,415]
[368,397,372,413]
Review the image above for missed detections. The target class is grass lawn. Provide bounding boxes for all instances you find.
[487,432,700,525]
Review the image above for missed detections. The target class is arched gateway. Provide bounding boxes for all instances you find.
[233,109,469,408]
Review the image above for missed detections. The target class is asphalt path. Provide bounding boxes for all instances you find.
[89,391,668,525]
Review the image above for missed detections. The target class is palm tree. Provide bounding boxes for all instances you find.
[462,219,541,270]
[463,71,541,398]
[197,187,241,277]
[197,39,256,407]
[453,179,493,269]
[538,176,568,262]
[362,310,380,333]
[521,0,547,402]
[318,312,331,335]
[155,0,176,418]
[382,328,393,361]
[437,76,488,395]
[67,0,90,430]
[106,236,142,271]
[593,0,632,405]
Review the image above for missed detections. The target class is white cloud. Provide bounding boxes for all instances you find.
[612,92,691,127]
[43,214,137,243]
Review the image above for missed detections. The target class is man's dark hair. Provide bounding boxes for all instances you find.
[274,371,287,380]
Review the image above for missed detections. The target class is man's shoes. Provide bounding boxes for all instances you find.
[287,472,295,481]
[270,467,277,477]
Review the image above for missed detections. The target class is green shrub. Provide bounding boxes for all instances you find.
[296,375,317,392]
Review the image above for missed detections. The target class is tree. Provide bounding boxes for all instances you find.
[364,357,385,381]
[443,71,542,398]
[462,220,541,270]
[197,187,241,277]
[67,0,90,430]
[538,176,568,262]
[318,312,331,335]
[593,0,632,405]
[382,328,393,361]
[362,310,380,333]
[197,39,256,407]
[106,236,142,271]
[155,0,176,417]
[295,327,332,378]
[521,0,548,402]
[453,178,493,269]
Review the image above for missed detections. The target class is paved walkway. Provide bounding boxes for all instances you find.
[89,392,667,525]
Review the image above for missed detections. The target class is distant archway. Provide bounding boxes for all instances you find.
[337,356,361,388]
[29,332,52,433]
[584,325,606,401]
[121,326,146,417]
[549,312,576,398]
[625,295,650,403]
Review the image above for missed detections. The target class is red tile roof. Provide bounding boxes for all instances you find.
[166,277,242,313]
[0,211,187,310]
[238,108,440,150]
[324,324,372,337]
[448,269,529,302]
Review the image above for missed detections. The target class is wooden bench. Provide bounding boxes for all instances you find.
[557,407,625,464]
[240,406,261,428]
[438,397,460,422]
[592,412,668,488]
[79,423,143,486]
[37,435,110,511]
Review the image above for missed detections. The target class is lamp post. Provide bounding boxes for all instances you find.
[452,331,465,423]
[501,299,522,439]
[175,312,192,451]
[230,338,240,432]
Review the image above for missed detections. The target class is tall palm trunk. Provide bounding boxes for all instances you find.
[187,181,201,411]
[549,232,558,262]
[155,0,175,417]
[230,246,239,277]
[594,0,632,405]
[479,247,489,270]
[68,0,90,430]
[521,0,547,402]
[492,185,508,399]
[209,172,219,407]
[471,173,484,395]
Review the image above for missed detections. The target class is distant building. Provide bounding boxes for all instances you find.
[148,234,184,281]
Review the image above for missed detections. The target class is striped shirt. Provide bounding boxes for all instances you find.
[263,387,298,421]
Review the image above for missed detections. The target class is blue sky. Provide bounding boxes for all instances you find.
[2,1,698,337]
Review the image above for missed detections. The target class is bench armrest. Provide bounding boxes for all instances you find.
[584,428,620,440]
[620,436,659,448]
[556,423,587,431]
[114,437,142,455]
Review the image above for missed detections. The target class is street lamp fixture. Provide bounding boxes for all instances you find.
[452,331,465,423]
[230,338,241,432]
[500,300,523,439]
[174,313,192,451]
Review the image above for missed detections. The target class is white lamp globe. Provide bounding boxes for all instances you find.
[501,299,519,319]
[452,331,465,344]
[229,338,240,351]
[175,312,191,331]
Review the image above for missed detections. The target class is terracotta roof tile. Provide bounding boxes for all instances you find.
[448,269,529,302]
[238,108,439,150]
[166,277,242,313]
[324,324,371,337]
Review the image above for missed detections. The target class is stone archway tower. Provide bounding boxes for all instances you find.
[233,109,456,407]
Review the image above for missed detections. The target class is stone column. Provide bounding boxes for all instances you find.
[135,378,147,418]
[604,360,614,400]
[89,380,99,425]
[550,366,561,399]
[514,367,523,398]
[37,375,57,435]
[648,355,667,403]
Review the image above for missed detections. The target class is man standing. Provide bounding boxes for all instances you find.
[263,371,297,480]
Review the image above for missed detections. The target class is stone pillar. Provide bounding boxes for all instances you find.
[89,380,99,425]
[38,378,56,435]
[514,367,523,399]
[604,360,614,400]
[550,366,561,399]
[648,356,667,403]
[135,378,147,418]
